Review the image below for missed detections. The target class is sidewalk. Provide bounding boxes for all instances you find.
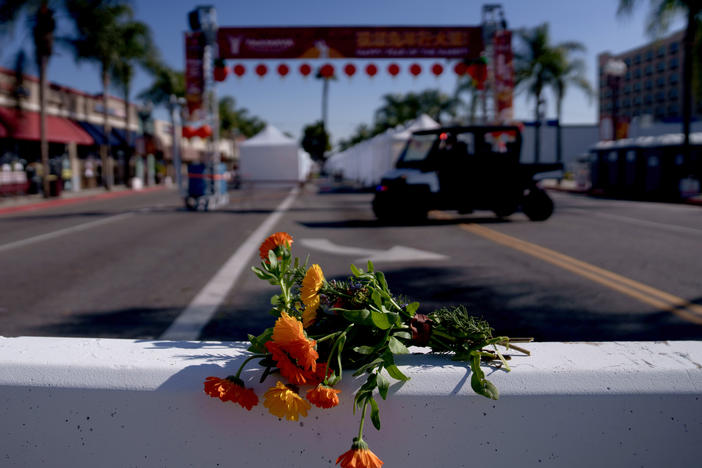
[540,178,702,207]
[0,184,169,215]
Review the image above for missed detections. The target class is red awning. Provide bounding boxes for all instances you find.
[0,107,94,145]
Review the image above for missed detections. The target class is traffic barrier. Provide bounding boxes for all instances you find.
[0,337,700,467]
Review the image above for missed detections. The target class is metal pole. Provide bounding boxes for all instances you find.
[170,95,183,195]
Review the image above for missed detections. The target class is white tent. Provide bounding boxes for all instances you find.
[239,125,311,182]
[325,114,440,187]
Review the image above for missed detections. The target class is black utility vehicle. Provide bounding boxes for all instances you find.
[372,126,561,221]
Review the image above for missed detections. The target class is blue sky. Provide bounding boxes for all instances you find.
[0,0,685,144]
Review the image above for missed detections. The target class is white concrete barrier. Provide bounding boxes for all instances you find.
[0,337,700,467]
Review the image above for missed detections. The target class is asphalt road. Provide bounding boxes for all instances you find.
[1,182,701,342]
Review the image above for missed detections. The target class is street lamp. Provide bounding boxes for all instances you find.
[605,59,627,141]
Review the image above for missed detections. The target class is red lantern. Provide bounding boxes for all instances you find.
[299,63,312,77]
[467,63,488,89]
[344,63,356,77]
[388,63,400,77]
[431,63,444,77]
[409,63,422,77]
[182,126,195,139]
[365,63,378,77]
[233,64,246,77]
[197,125,213,139]
[454,62,467,76]
[214,66,228,82]
[320,63,334,78]
[255,64,268,77]
[277,64,290,77]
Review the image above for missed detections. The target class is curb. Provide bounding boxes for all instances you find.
[0,185,168,216]
[543,185,702,207]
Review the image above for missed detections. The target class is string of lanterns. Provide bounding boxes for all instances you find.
[212,60,488,83]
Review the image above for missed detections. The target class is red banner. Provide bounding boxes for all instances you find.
[492,30,514,123]
[217,27,484,60]
[185,32,204,118]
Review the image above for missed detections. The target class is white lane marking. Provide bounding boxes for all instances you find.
[592,212,702,236]
[300,238,448,263]
[0,213,134,253]
[160,187,299,341]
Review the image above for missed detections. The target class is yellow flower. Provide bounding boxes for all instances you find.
[301,264,325,328]
[272,311,305,345]
[263,381,311,421]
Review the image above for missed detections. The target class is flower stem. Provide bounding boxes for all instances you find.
[357,399,369,441]
[234,354,267,379]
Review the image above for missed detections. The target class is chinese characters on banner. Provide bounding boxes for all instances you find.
[492,30,514,123]
[216,27,484,60]
[185,32,204,120]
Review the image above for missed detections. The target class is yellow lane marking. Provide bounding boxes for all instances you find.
[458,223,702,325]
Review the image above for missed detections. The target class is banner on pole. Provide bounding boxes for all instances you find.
[185,32,205,119]
[217,26,484,60]
[492,30,514,123]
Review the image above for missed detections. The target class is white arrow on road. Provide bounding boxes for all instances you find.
[299,238,448,263]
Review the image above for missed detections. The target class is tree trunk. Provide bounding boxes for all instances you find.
[534,93,541,164]
[556,94,563,163]
[322,78,329,131]
[101,68,112,190]
[681,7,698,164]
[39,54,50,197]
[123,87,132,187]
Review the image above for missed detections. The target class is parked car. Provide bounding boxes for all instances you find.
[372,125,562,221]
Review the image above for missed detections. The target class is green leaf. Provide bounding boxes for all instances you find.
[353,346,376,355]
[369,397,381,430]
[352,358,384,376]
[371,291,383,308]
[393,331,412,340]
[350,264,362,277]
[405,302,420,316]
[251,266,271,281]
[342,309,371,325]
[367,260,374,272]
[375,272,388,292]
[377,372,389,400]
[270,294,281,306]
[385,364,410,381]
[267,249,278,267]
[370,310,392,330]
[388,336,409,354]
[247,328,273,353]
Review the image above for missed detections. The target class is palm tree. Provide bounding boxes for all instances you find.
[454,76,481,124]
[0,1,56,196]
[66,0,135,189]
[219,96,265,139]
[110,19,155,183]
[550,46,593,163]
[618,0,701,160]
[514,24,562,163]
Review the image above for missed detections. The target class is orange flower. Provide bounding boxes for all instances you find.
[301,264,325,328]
[263,381,311,421]
[203,376,258,410]
[307,384,341,409]
[336,439,383,468]
[266,341,312,385]
[272,312,306,345]
[259,232,293,261]
[284,337,319,371]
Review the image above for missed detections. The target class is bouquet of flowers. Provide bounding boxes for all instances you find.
[204,232,529,467]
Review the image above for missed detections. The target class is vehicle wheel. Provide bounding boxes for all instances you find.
[522,188,554,221]
[185,196,198,211]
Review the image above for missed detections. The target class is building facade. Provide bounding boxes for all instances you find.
[0,67,235,195]
[598,30,700,137]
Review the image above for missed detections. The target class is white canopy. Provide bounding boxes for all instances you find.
[326,114,440,187]
[239,125,311,183]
